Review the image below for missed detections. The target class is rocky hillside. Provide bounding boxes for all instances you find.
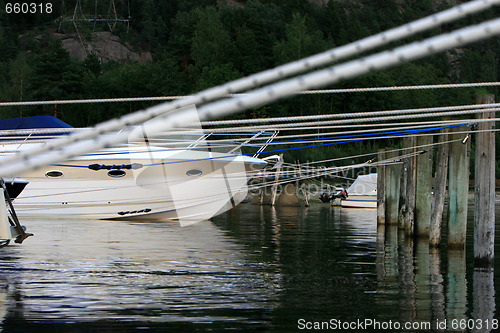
[45,31,152,63]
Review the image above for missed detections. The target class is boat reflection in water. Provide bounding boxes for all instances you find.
[0,204,497,332]
[0,217,279,331]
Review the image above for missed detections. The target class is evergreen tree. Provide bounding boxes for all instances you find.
[7,52,32,116]
[84,53,101,76]
[195,63,242,91]
[191,7,234,68]
[273,12,326,64]
[29,39,83,115]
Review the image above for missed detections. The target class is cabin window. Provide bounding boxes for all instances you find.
[107,170,126,178]
[186,169,202,177]
[45,170,63,178]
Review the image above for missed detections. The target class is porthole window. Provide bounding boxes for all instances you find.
[45,170,63,178]
[186,169,202,177]
[107,170,126,178]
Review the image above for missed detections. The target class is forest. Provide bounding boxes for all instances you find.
[0,0,499,170]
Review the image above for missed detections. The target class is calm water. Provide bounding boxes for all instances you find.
[0,203,498,332]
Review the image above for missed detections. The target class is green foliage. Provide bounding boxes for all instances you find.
[191,7,234,68]
[30,40,83,102]
[273,13,326,64]
[195,64,242,91]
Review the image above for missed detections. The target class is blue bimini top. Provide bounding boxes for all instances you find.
[0,116,73,130]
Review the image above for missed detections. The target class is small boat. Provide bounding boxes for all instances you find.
[341,173,377,208]
[0,116,274,222]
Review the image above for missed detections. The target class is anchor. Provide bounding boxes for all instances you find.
[0,178,33,246]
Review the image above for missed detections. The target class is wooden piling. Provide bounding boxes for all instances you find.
[398,155,408,230]
[377,150,386,225]
[474,94,495,267]
[405,136,416,237]
[430,131,449,247]
[270,154,283,206]
[415,135,433,238]
[385,150,401,225]
[447,125,470,249]
[301,185,310,207]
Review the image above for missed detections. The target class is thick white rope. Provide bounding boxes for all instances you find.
[1,4,500,176]
[200,103,500,126]
[201,107,500,132]
[0,1,495,154]
[1,82,500,107]
[196,19,500,122]
[299,81,500,94]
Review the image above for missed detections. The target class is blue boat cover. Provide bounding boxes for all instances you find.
[0,116,72,130]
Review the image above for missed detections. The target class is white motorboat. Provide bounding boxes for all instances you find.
[341,173,377,209]
[0,116,273,222]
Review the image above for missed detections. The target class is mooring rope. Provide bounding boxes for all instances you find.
[200,103,500,126]
[1,82,500,108]
[1,1,500,176]
[202,107,500,132]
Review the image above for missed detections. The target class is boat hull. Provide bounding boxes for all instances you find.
[10,148,266,221]
[341,196,377,209]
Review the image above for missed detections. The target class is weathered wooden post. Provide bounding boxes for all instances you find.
[415,135,433,238]
[377,150,386,225]
[474,94,495,267]
[398,155,408,230]
[447,125,470,249]
[385,150,401,225]
[430,130,449,247]
[405,136,416,237]
[270,154,283,206]
[301,186,310,207]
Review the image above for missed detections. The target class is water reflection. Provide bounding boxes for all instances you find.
[375,216,497,332]
[0,204,497,331]
[429,247,445,323]
[473,269,495,331]
[447,249,468,323]
[0,218,278,331]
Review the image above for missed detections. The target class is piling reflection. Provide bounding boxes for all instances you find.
[447,249,468,323]
[375,223,497,330]
[0,203,497,331]
[429,248,445,323]
[415,240,431,322]
[472,269,495,332]
[398,230,416,323]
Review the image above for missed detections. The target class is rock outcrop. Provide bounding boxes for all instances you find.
[51,31,152,63]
